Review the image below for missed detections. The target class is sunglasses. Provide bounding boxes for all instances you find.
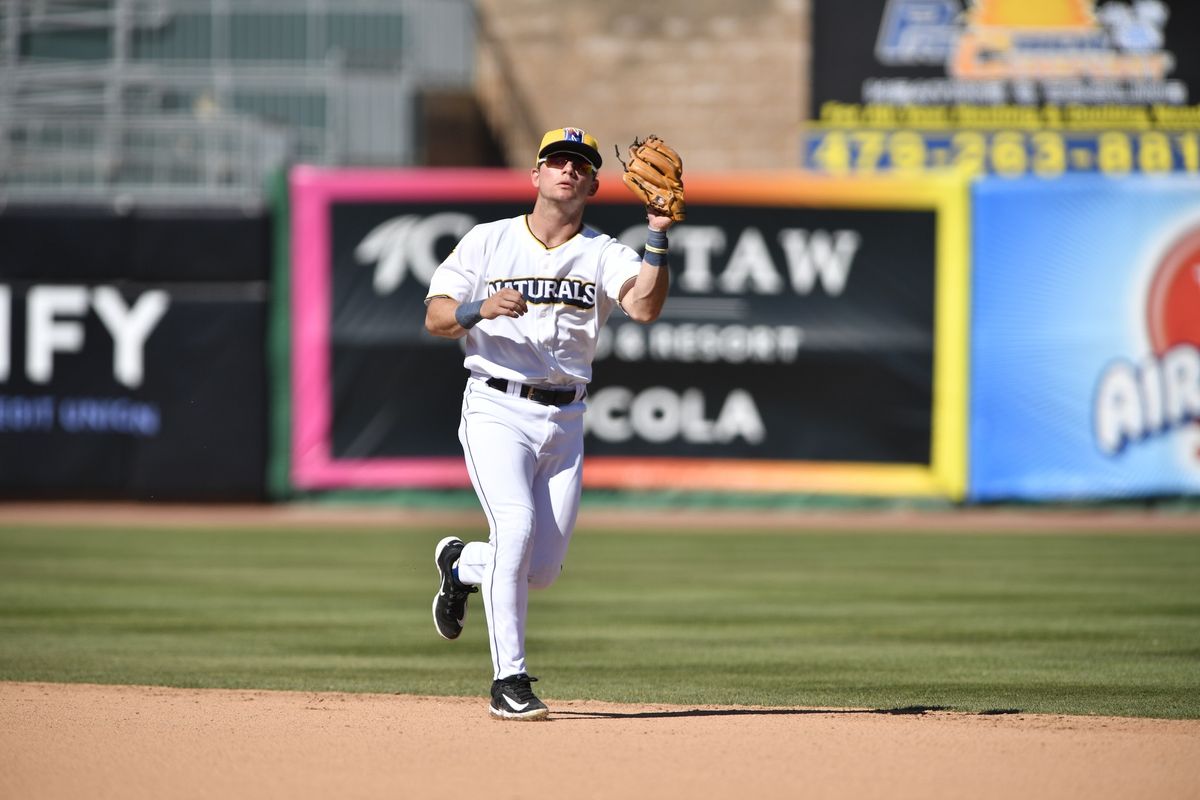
[539,152,596,175]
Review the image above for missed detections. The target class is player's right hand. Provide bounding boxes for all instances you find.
[483,288,528,319]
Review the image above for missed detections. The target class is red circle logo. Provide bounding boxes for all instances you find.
[1147,225,1200,355]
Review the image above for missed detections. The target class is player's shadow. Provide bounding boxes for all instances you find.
[551,705,982,720]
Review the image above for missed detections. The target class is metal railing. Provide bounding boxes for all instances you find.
[0,0,473,208]
[1,114,290,206]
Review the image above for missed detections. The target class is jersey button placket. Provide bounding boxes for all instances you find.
[541,250,555,375]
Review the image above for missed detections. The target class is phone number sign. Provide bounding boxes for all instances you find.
[801,128,1200,178]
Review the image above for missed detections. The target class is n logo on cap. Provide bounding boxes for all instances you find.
[563,128,585,142]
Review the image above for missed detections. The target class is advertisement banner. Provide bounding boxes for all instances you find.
[0,208,269,500]
[290,168,968,496]
[813,0,1200,112]
[969,175,1200,500]
[806,1,1200,177]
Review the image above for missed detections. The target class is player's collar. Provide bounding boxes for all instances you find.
[523,214,582,251]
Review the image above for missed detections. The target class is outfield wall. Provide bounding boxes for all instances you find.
[5,173,1200,503]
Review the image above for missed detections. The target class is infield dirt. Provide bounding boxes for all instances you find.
[3,681,1199,800]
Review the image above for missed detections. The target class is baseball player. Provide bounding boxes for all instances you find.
[424,126,683,720]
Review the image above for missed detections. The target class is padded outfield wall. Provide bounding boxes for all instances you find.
[4,174,1198,503]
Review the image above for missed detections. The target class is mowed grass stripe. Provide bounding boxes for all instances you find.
[0,525,1196,718]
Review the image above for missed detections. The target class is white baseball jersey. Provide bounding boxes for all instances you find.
[426,213,646,682]
[425,214,644,386]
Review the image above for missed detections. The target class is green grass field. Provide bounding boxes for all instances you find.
[1,522,1198,719]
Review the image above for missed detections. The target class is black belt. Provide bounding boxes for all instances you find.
[486,378,580,407]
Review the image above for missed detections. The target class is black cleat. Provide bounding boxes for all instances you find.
[432,536,477,640]
[489,673,550,721]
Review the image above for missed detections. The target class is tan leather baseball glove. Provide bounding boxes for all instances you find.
[617,135,686,222]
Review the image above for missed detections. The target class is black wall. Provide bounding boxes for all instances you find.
[0,206,270,500]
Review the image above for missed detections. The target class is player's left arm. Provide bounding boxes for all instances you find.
[618,212,674,323]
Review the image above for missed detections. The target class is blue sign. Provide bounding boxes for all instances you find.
[970,175,1200,500]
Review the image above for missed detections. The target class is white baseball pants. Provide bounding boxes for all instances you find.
[454,377,586,680]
